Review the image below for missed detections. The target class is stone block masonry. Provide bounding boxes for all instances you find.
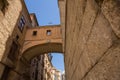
[0,0,22,79]
[65,0,120,80]
[0,0,22,61]
[1,0,120,80]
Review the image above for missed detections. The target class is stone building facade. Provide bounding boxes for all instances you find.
[43,54,53,80]
[51,67,61,80]
[61,72,65,80]
[30,53,53,80]
[30,13,39,27]
[30,55,44,80]
[0,0,32,80]
[0,0,40,80]
[1,0,120,80]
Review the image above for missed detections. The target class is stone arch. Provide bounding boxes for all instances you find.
[21,42,63,61]
[20,26,63,61]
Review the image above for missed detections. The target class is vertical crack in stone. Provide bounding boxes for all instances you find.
[81,43,114,80]
[100,0,120,38]
[82,0,87,14]
[70,4,100,79]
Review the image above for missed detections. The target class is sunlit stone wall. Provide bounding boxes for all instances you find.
[0,0,22,79]
[65,0,120,80]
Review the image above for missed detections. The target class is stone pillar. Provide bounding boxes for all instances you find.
[58,0,66,52]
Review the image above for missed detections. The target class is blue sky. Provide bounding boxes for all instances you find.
[24,0,64,72]
[51,53,64,72]
[25,0,60,26]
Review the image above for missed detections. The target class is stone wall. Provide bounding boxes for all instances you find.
[0,0,22,61]
[0,0,22,79]
[1,0,120,80]
[0,0,33,79]
[58,0,66,52]
[65,0,120,80]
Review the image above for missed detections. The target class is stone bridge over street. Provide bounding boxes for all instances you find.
[1,0,120,80]
[21,26,63,61]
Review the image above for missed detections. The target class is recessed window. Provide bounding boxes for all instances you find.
[18,15,26,32]
[16,35,19,40]
[46,30,51,36]
[33,31,37,36]
[8,41,18,61]
[1,66,10,80]
[32,72,34,78]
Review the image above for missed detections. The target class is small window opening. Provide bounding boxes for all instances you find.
[8,41,18,61]
[32,72,34,78]
[16,35,19,40]
[1,66,10,80]
[46,30,51,36]
[18,15,26,32]
[33,31,37,36]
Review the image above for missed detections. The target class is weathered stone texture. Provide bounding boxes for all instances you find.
[65,0,120,80]
[101,0,120,38]
[0,0,22,61]
[0,0,22,79]
[83,42,120,80]
[1,0,120,80]
[58,0,66,52]
[0,0,65,80]
[0,63,5,79]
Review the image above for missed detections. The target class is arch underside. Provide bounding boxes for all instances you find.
[22,43,63,61]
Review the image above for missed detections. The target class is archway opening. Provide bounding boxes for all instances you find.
[30,52,65,80]
[19,41,65,80]
[22,42,63,61]
[17,0,65,80]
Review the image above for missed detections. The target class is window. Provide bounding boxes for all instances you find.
[33,59,37,64]
[8,41,18,61]
[16,35,19,40]
[33,31,37,36]
[32,72,34,78]
[35,70,38,80]
[41,74,43,80]
[46,30,51,36]
[1,66,10,80]
[18,15,26,32]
